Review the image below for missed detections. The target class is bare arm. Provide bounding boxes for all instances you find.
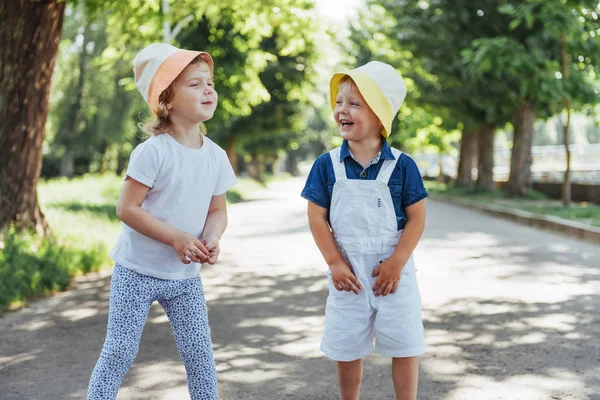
[201,193,228,240]
[200,194,228,264]
[372,199,426,296]
[308,201,361,293]
[116,177,209,264]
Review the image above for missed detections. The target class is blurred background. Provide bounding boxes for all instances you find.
[1,0,599,310]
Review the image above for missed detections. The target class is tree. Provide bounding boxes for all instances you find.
[499,0,600,203]
[1,0,321,233]
[358,1,516,191]
[177,1,320,175]
[44,6,144,178]
[0,0,66,234]
[462,1,600,196]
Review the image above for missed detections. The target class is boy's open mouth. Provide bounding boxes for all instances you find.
[340,119,354,127]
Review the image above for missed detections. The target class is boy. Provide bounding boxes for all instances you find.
[301,61,428,400]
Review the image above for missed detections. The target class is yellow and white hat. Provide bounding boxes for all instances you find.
[133,43,213,115]
[330,61,407,138]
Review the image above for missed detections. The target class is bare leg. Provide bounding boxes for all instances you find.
[392,356,419,400]
[337,359,362,400]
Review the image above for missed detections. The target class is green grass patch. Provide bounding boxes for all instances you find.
[425,180,600,228]
[38,174,123,253]
[517,204,600,227]
[0,227,106,311]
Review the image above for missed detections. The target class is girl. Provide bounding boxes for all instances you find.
[87,43,237,400]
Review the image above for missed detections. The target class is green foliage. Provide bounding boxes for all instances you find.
[45,5,144,178]
[345,4,462,154]
[0,227,107,311]
[175,1,321,160]
[46,1,324,177]
[463,0,600,117]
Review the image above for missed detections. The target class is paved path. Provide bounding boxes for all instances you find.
[1,177,599,399]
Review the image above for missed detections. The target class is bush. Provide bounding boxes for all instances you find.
[0,227,107,311]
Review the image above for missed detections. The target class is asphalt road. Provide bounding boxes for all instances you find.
[1,177,599,399]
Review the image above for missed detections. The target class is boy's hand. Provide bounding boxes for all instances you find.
[201,237,220,264]
[171,231,209,264]
[330,261,362,294]
[372,259,402,296]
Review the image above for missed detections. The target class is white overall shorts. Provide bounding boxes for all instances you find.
[320,147,426,362]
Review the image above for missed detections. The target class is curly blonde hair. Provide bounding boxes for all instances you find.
[141,54,213,137]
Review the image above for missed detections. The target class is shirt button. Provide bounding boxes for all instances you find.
[360,171,367,178]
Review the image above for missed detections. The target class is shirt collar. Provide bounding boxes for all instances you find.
[339,139,395,163]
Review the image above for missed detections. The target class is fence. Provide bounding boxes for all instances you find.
[415,143,600,184]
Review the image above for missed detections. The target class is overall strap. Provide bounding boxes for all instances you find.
[376,147,403,185]
[329,147,347,181]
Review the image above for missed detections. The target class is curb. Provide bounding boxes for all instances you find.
[432,195,600,245]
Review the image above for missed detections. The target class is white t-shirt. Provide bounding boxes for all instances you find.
[110,133,237,279]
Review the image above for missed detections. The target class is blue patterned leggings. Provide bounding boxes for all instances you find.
[87,264,217,400]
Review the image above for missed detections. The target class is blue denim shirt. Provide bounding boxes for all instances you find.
[301,140,428,230]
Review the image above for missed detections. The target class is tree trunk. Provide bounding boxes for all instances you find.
[476,124,495,191]
[285,151,300,176]
[59,150,75,178]
[437,152,445,183]
[116,150,128,176]
[508,104,535,196]
[59,20,89,178]
[456,127,479,188]
[561,31,571,206]
[562,105,572,205]
[247,155,262,182]
[0,0,66,234]
[226,135,238,175]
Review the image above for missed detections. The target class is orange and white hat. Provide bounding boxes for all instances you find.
[133,43,213,115]
[330,61,407,138]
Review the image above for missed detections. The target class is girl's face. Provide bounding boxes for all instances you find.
[333,82,382,143]
[169,61,217,123]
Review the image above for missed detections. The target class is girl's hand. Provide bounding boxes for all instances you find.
[330,261,362,294]
[201,237,220,264]
[171,231,209,264]
[371,259,402,296]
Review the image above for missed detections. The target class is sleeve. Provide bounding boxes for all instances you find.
[125,141,160,188]
[213,149,238,195]
[401,154,429,207]
[300,153,331,209]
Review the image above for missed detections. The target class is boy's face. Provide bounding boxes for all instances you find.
[170,62,217,123]
[334,82,382,142]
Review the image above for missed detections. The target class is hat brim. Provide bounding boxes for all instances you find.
[148,49,214,116]
[330,70,393,138]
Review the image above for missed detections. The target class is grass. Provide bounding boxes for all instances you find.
[0,227,106,310]
[425,180,600,228]
[1,173,271,311]
[38,174,124,253]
